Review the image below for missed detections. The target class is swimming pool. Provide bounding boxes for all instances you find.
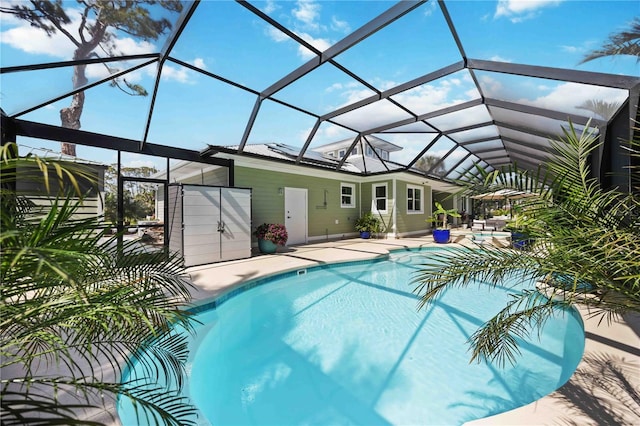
[118,248,585,425]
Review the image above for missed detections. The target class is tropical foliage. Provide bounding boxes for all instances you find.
[427,201,461,230]
[580,17,640,63]
[414,154,446,175]
[0,143,197,425]
[103,164,159,224]
[413,121,640,367]
[354,212,381,233]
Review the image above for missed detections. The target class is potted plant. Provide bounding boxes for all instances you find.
[504,216,535,250]
[253,223,288,254]
[427,202,461,243]
[354,212,381,239]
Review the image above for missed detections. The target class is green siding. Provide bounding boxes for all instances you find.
[235,167,360,239]
[180,168,228,186]
[235,166,443,238]
[395,181,431,234]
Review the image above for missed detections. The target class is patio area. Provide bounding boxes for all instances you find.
[185,234,640,426]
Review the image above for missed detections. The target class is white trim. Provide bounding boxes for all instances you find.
[340,182,356,208]
[372,182,388,214]
[308,232,359,242]
[392,178,397,237]
[406,183,424,214]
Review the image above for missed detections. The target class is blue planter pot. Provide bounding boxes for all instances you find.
[432,229,450,244]
[258,238,278,254]
[359,231,371,239]
[511,232,533,250]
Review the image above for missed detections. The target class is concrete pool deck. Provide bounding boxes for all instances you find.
[184,233,640,426]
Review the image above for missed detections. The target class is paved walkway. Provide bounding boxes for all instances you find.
[185,233,640,426]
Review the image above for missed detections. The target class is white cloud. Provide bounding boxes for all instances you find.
[293,0,321,31]
[161,64,190,83]
[0,6,157,59]
[560,45,580,54]
[422,1,438,17]
[495,0,563,22]
[266,26,289,43]
[295,31,331,59]
[489,55,512,63]
[192,58,206,70]
[331,16,350,33]
[262,0,279,14]
[1,18,76,58]
[524,82,626,115]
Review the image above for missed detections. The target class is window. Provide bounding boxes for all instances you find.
[366,146,373,157]
[373,183,387,213]
[340,183,355,208]
[382,151,389,160]
[352,147,358,155]
[407,185,423,213]
[338,149,346,158]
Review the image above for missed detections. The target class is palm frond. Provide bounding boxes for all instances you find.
[414,119,640,366]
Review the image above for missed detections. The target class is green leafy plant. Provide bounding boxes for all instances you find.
[354,212,381,233]
[427,202,461,230]
[0,143,197,425]
[413,121,640,367]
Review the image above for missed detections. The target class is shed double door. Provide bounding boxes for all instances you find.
[168,184,251,266]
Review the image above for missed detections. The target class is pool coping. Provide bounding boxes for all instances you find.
[178,235,640,425]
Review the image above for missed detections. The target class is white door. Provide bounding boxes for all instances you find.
[284,187,307,245]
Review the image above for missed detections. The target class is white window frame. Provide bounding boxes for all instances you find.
[340,183,356,208]
[407,184,423,214]
[372,183,388,214]
[338,149,346,158]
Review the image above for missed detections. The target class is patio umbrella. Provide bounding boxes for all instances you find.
[471,189,538,217]
[471,189,537,200]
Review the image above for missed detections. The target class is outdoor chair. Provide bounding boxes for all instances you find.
[472,220,485,231]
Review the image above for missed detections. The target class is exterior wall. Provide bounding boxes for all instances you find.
[234,167,361,240]
[178,167,228,186]
[395,180,431,236]
[360,178,394,235]
[16,163,106,221]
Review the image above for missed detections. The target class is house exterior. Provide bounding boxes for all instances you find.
[16,147,107,221]
[164,138,463,245]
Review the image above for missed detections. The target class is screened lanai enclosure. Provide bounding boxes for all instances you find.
[1,0,639,227]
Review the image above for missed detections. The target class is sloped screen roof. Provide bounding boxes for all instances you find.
[1,0,638,182]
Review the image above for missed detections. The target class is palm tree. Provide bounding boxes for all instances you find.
[412,122,640,367]
[0,143,197,425]
[414,154,446,175]
[580,17,640,63]
[576,99,622,120]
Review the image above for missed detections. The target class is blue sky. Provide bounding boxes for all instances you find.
[1,0,638,170]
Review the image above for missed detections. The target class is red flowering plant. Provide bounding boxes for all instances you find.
[253,223,288,246]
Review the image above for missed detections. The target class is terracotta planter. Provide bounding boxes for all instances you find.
[258,239,278,254]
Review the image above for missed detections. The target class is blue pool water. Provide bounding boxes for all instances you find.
[119,249,585,425]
